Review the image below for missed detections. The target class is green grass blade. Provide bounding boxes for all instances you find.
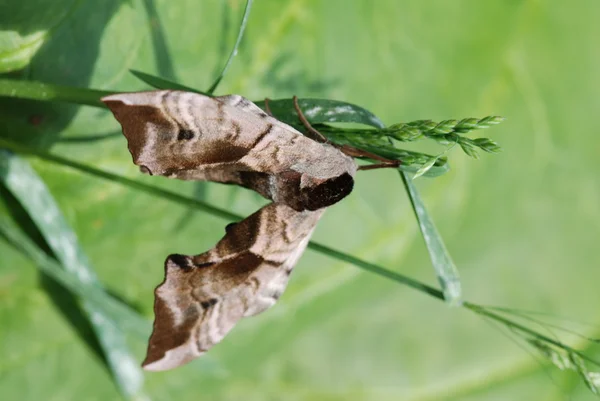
[129,69,207,94]
[0,78,109,108]
[0,216,151,339]
[400,171,462,305]
[0,150,148,400]
[206,0,253,95]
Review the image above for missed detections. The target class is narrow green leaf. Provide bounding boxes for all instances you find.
[412,157,438,180]
[0,78,109,108]
[527,339,572,370]
[400,172,462,305]
[0,216,150,339]
[129,69,207,94]
[570,353,600,395]
[207,0,254,95]
[0,150,148,400]
[465,303,600,367]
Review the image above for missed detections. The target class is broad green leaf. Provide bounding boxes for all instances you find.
[0,0,82,72]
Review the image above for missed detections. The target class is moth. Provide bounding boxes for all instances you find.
[103,91,363,371]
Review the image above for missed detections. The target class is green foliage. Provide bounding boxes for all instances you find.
[1,1,599,400]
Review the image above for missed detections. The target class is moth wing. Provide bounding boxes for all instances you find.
[214,94,309,138]
[142,203,324,371]
[141,253,249,371]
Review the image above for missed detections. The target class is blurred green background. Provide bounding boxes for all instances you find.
[1,0,600,400]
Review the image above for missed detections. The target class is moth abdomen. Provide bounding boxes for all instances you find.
[300,172,354,211]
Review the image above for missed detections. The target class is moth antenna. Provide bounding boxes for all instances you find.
[292,95,328,144]
[264,97,273,116]
[357,161,401,171]
[337,144,401,170]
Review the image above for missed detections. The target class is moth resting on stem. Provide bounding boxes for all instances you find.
[103,90,399,371]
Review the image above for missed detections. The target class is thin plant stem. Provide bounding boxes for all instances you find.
[207,0,253,95]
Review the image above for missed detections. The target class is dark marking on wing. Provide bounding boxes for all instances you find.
[168,254,193,271]
[212,252,265,284]
[263,259,283,268]
[237,172,272,201]
[231,120,242,139]
[225,222,238,234]
[251,123,273,147]
[217,210,262,253]
[101,100,173,164]
[142,255,201,367]
[177,129,195,140]
[195,261,215,268]
[195,139,250,164]
[200,298,218,309]
[234,97,249,107]
[216,100,225,124]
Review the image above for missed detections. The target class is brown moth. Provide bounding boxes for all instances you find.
[102,91,357,211]
[102,91,358,371]
[142,203,323,371]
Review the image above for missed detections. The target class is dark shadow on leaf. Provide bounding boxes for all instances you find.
[39,272,109,367]
[0,184,52,256]
[0,0,122,147]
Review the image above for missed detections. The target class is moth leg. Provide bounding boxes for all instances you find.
[264,97,273,116]
[337,144,401,170]
[292,95,328,144]
[358,161,401,171]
